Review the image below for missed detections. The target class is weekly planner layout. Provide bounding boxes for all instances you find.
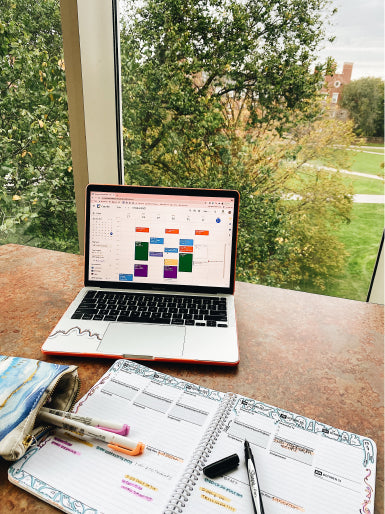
[9,360,377,513]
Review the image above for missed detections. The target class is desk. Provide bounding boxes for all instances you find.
[0,244,383,512]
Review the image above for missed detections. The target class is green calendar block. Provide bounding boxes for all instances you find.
[135,241,149,260]
[179,253,193,272]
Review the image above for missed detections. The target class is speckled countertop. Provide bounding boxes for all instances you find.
[0,244,383,513]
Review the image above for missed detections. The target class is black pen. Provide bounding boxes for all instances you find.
[244,439,265,514]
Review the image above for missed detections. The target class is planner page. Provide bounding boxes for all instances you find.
[180,395,377,514]
[9,360,228,514]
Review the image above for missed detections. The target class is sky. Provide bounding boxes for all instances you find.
[119,0,384,81]
[318,0,384,80]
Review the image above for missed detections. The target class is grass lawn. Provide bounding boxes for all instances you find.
[320,204,384,301]
[290,165,384,195]
[311,147,384,176]
[284,152,384,301]
[348,151,384,176]
[293,149,384,301]
[341,174,384,195]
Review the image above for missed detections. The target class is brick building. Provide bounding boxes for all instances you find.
[320,62,353,119]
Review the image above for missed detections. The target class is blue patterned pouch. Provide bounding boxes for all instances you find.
[0,355,79,461]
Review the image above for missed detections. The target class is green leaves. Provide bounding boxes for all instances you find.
[120,0,353,290]
[341,77,384,138]
[121,0,334,178]
[0,0,78,252]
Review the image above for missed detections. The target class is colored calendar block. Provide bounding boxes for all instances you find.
[179,253,193,272]
[164,259,178,266]
[179,245,193,253]
[164,266,178,279]
[134,264,148,277]
[135,241,149,260]
[119,274,133,282]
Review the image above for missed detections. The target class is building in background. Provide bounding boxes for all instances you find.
[321,62,353,119]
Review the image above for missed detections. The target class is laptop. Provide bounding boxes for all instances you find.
[41,184,240,365]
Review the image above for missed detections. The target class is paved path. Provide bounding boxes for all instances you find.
[350,145,384,152]
[285,193,384,203]
[353,194,384,204]
[348,148,384,156]
[303,163,384,180]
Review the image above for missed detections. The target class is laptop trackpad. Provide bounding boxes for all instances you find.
[98,323,185,359]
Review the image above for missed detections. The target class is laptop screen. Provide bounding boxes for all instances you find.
[85,185,239,294]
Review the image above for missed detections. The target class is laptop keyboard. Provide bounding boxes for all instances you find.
[71,290,228,327]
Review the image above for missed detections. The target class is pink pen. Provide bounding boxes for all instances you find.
[97,424,130,436]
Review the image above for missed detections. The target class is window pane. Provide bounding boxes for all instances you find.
[0,0,78,253]
[119,0,384,301]
[332,92,339,103]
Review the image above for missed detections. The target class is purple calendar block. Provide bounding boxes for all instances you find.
[164,266,177,279]
[134,264,148,277]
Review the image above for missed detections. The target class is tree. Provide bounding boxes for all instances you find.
[121,0,337,183]
[0,0,78,252]
[341,77,384,138]
[120,0,353,290]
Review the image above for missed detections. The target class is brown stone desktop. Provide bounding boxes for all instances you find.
[0,244,383,512]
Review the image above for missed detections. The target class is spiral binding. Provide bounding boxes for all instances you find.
[164,392,237,513]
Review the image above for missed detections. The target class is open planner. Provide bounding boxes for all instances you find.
[9,360,377,513]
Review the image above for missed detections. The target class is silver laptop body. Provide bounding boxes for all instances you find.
[41,184,240,365]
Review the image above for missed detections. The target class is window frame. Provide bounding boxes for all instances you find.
[59,0,123,253]
[367,230,384,304]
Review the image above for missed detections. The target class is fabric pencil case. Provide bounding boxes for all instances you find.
[0,355,79,461]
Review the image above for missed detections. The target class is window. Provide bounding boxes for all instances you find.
[0,0,125,254]
[0,0,78,252]
[59,0,383,303]
[332,92,339,103]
